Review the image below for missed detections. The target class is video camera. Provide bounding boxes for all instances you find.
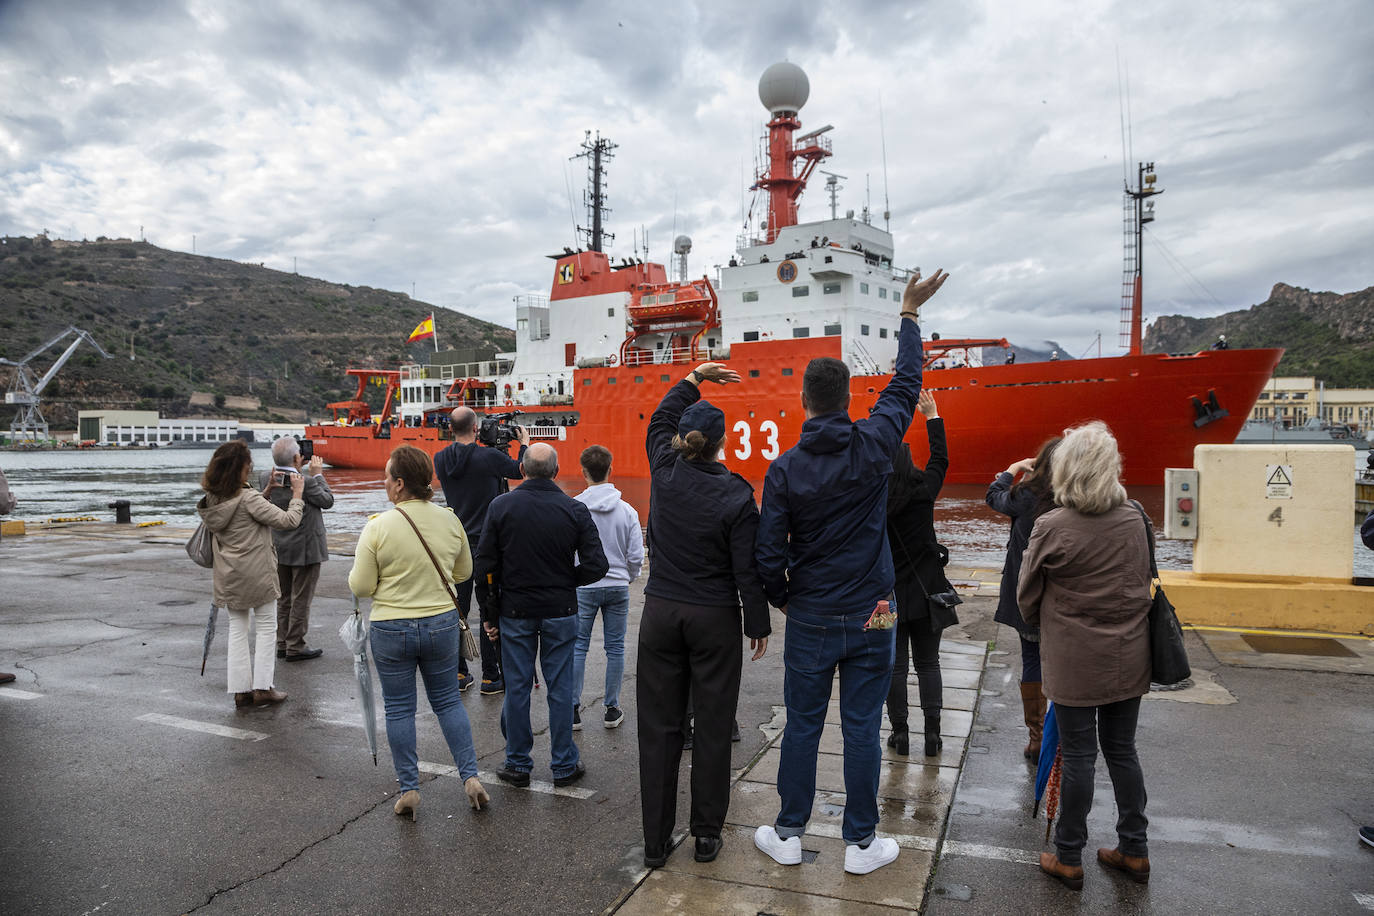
[477,410,524,450]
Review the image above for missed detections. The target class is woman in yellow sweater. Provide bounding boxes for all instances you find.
[349,446,489,819]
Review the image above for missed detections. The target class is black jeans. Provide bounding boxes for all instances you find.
[636,595,742,848]
[886,617,942,727]
[1054,697,1149,866]
[456,535,502,682]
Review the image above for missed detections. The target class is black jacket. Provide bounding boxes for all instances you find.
[756,317,924,614]
[433,440,527,541]
[473,478,608,622]
[886,418,952,622]
[643,380,770,639]
[985,471,1044,635]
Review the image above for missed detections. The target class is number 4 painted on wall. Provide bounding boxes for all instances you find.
[1267,507,1283,527]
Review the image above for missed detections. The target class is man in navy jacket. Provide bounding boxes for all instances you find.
[754,268,948,877]
[434,406,528,693]
[474,443,608,788]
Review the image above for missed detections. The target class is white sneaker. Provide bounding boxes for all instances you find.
[844,837,899,875]
[754,824,803,866]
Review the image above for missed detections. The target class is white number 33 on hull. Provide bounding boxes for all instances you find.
[733,419,780,461]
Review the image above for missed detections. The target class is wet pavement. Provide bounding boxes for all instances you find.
[1,524,1372,914]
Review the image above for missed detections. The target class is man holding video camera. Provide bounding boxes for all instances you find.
[434,406,530,694]
[260,436,333,662]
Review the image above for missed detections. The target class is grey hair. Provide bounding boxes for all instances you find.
[522,443,559,479]
[1051,421,1127,515]
[271,436,300,466]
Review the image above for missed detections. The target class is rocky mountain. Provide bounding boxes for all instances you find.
[1144,283,1374,388]
[0,235,515,428]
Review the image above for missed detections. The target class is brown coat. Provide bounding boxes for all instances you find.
[1017,503,1152,707]
[198,486,303,609]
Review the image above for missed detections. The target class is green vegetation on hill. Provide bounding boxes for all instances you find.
[0,235,515,428]
[1144,282,1374,388]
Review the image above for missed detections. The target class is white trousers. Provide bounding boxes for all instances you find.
[226,605,277,693]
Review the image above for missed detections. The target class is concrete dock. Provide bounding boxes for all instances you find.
[1,524,1372,914]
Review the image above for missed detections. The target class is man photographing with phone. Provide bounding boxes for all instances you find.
[434,405,530,694]
[261,437,334,662]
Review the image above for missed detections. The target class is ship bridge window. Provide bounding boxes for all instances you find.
[892,289,901,299]
[743,331,760,342]
[879,328,888,338]
[823,282,841,295]
[742,290,759,302]
[792,285,810,298]
[824,324,841,335]
[860,282,870,294]
[793,327,810,338]
[861,324,870,336]
[878,288,888,299]
[608,307,615,317]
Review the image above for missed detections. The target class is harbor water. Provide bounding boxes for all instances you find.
[1,447,1370,576]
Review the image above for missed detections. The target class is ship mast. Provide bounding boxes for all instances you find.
[755,62,832,243]
[1119,161,1162,355]
[573,131,617,252]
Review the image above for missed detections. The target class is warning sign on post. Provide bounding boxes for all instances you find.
[1266,464,1293,499]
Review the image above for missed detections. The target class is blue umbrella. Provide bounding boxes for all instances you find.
[1032,701,1060,817]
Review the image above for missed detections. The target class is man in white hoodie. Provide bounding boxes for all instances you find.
[572,445,645,729]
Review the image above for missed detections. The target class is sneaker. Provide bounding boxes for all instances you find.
[457,672,475,692]
[753,825,802,866]
[604,706,624,728]
[1361,826,1374,848]
[573,705,583,731]
[844,837,900,875]
[480,678,505,696]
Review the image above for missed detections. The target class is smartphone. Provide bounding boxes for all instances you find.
[273,471,289,487]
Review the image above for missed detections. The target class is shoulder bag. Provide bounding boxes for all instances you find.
[187,522,214,568]
[891,530,962,634]
[395,506,479,661]
[1132,501,1191,686]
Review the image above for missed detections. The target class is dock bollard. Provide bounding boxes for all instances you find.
[109,499,132,524]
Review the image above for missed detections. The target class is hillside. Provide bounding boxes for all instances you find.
[0,235,514,428]
[1144,283,1374,388]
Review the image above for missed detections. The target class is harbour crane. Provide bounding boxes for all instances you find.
[1,325,113,441]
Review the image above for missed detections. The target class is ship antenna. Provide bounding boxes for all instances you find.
[572,130,617,252]
[879,94,891,230]
[562,160,579,246]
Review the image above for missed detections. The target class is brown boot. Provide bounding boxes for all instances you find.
[1097,847,1150,883]
[1039,852,1084,890]
[233,691,253,708]
[253,687,288,706]
[1020,682,1044,760]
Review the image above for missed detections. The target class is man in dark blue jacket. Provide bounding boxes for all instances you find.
[753,268,948,877]
[474,443,608,788]
[434,406,529,694]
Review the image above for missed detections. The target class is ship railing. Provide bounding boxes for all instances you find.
[526,425,568,441]
[621,344,702,367]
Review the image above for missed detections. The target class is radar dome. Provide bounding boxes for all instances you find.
[673,234,692,254]
[758,62,809,115]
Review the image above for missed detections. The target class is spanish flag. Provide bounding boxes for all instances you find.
[407,315,435,342]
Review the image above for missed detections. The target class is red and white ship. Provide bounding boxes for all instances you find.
[306,62,1282,485]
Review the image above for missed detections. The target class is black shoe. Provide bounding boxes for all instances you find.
[275,648,286,659]
[604,706,624,728]
[694,835,723,863]
[887,725,909,756]
[495,767,530,788]
[284,647,323,662]
[924,714,943,757]
[730,720,741,742]
[553,762,586,788]
[1361,826,1374,849]
[644,843,670,869]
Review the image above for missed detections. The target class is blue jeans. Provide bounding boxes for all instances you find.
[573,585,630,710]
[775,606,895,846]
[370,610,478,790]
[498,614,580,778]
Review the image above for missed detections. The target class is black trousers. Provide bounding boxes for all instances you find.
[886,617,943,727]
[1054,697,1149,866]
[456,535,502,681]
[637,594,742,848]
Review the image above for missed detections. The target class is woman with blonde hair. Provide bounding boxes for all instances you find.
[1017,421,1153,890]
[349,445,488,820]
[197,440,304,708]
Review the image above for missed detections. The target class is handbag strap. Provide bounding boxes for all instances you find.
[1130,500,1160,580]
[394,506,461,609]
[889,527,941,600]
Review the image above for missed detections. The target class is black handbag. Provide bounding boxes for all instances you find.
[1132,502,1191,686]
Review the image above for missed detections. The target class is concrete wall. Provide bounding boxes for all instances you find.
[1193,444,1355,580]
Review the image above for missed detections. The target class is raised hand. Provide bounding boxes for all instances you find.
[917,390,938,419]
[901,268,950,316]
[691,362,741,385]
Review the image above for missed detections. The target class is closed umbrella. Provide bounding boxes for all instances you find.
[1032,701,1063,841]
[199,603,218,676]
[339,597,379,765]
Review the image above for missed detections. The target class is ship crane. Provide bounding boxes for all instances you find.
[1,325,112,441]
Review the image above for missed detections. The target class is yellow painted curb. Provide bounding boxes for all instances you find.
[1,519,25,536]
[1160,570,1374,637]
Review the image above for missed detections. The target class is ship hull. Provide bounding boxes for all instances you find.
[307,339,1283,486]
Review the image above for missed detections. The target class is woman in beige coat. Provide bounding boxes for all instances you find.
[198,440,304,708]
[1017,421,1153,891]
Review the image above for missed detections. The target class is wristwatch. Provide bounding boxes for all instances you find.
[690,369,705,383]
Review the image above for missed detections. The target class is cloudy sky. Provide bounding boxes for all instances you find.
[2,0,1371,356]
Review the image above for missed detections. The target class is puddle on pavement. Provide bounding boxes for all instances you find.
[1240,634,1358,657]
